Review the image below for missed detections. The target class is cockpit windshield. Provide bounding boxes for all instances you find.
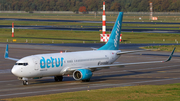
[15,63,28,66]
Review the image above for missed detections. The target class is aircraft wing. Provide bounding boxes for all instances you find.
[67,47,175,72]
[4,44,19,61]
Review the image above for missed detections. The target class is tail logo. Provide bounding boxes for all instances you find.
[114,21,121,47]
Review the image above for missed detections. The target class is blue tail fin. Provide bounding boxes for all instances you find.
[4,44,9,58]
[98,12,123,50]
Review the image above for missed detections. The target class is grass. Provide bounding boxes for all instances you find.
[0,29,100,43]
[1,20,180,29]
[1,13,180,22]
[0,13,180,33]
[1,29,180,44]
[141,45,180,52]
[0,20,114,26]
[0,13,180,51]
[4,83,180,101]
[122,32,180,44]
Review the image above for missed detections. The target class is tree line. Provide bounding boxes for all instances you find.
[0,0,179,12]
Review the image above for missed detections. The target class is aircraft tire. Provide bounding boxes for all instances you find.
[82,79,90,82]
[57,76,63,81]
[23,80,28,85]
[54,76,59,82]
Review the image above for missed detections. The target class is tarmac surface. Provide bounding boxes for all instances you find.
[0,43,180,99]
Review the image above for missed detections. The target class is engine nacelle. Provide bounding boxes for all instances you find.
[73,69,92,81]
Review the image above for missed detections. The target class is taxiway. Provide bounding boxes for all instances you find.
[0,43,180,99]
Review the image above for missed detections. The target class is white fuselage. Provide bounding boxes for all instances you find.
[11,50,121,78]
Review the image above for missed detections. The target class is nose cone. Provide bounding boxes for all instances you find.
[11,66,20,76]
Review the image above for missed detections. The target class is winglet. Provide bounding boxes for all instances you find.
[4,44,9,58]
[164,47,176,62]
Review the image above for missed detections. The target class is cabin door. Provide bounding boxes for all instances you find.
[33,58,39,71]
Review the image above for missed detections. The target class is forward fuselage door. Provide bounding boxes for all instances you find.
[33,57,39,71]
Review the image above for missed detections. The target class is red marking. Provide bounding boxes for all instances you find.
[12,22,14,37]
[120,34,122,42]
[102,1,106,35]
[12,32,14,37]
[103,11,105,15]
[103,22,106,25]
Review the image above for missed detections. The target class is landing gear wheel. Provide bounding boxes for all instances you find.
[54,76,63,82]
[82,79,90,82]
[23,80,28,85]
[57,76,63,81]
[54,76,59,82]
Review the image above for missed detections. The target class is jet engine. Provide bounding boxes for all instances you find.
[73,69,92,81]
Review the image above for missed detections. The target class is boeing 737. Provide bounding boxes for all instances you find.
[4,12,175,85]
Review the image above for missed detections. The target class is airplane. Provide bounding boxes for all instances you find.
[4,12,175,85]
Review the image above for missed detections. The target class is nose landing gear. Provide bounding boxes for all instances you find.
[21,77,29,85]
[23,80,28,85]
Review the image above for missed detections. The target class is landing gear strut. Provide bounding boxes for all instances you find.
[23,80,28,85]
[54,76,63,82]
[82,79,90,82]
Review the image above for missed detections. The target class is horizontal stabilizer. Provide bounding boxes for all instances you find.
[4,44,19,61]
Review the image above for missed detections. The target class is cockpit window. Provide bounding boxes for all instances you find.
[15,63,28,66]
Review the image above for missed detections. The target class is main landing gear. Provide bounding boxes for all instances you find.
[82,79,90,82]
[54,76,63,82]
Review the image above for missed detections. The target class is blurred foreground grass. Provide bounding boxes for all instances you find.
[4,83,180,101]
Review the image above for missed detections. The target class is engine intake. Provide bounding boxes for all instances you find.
[73,69,92,81]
